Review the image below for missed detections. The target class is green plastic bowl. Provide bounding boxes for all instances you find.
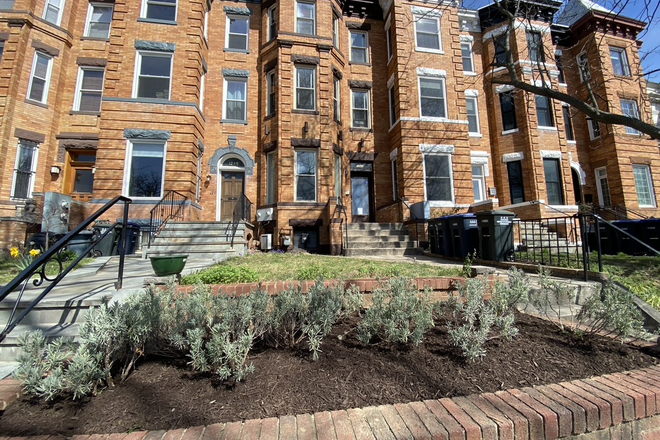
[149,255,188,276]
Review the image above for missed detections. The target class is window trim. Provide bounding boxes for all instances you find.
[389,84,396,127]
[535,95,554,128]
[267,70,276,116]
[413,13,442,53]
[133,50,173,100]
[507,160,525,204]
[351,88,371,129]
[620,99,640,135]
[199,71,206,112]
[562,105,574,141]
[609,46,631,77]
[295,65,316,111]
[268,4,277,41]
[332,13,340,49]
[385,21,393,62]
[73,66,105,112]
[141,0,177,22]
[225,14,249,51]
[349,30,369,64]
[526,30,545,63]
[204,8,209,40]
[295,0,316,36]
[266,151,276,204]
[461,41,475,73]
[577,51,590,83]
[334,153,342,201]
[472,163,486,203]
[418,75,447,119]
[11,140,39,200]
[499,91,517,131]
[587,118,601,140]
[632,164,657,208]
[123,139,167,200]
[333,76,341,122]
[222,77,248,122]
[84,3,113,38]
[27,51,53,104]
[543,157,565,205]
[391,155,398,201]
[595,166,612,207]
[43,0,64,26]
[466,95,480,134]
[422,152,454,204]
[294,148,317,202]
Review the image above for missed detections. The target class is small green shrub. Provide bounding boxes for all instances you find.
[529,267,578,331]
[577,282,645,341]
[357,277,434,346]
[181,265,258,285]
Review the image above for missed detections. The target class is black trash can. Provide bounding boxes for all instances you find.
[639,219,660,254]
[448,214,479,259]
[587,220,618,255]
[613,220,643,256]
[67,231,95,257]
[115,223,140,255]
[428,219,439,255]
[92,222,116,256]
[475,210,515,262]
[437,216,453,257]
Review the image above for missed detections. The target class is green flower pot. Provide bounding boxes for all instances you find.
[149,255,188,276]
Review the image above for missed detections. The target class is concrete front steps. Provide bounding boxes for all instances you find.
[517,222,582,254]
[147,221,249,259]
[344,223,419,257]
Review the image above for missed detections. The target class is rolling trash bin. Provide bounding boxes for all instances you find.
[475,210,515,262]
[613,220,643,256]
[437,216,453,257]
[448,214,478,259]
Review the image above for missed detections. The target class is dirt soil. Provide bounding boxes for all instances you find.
[1,313,658,437]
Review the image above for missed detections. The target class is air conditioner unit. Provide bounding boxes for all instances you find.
[256,207,274,222]
[261,234,273,251]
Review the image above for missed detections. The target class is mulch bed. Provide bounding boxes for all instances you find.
[1,312,658,437]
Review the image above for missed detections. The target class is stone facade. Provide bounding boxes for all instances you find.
[0,0,657,250]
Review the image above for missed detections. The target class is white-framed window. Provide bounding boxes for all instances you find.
[332,13,340,49]
[543,158,564,205]
[268,5,277,41]
[84,3,112,38]
[11,140,39,200]
[334,153,342,200]
[526,31,544,63]
[204,8,209,40]
[386,21,393,61]
[563,105,574,141]
[577,52,590,82]
[461,42,474,73]
[423,153,453,202]
[295,65,315,110]
[620,99,640,134]
[587,118,601,140]
[74,67,104,112]
[595,167,612,207]
[633,165,656,207]
[652,101,660,128]
[472,163,486,202]
[389,85,396,127]
[43,0,64,25]
[141,0,176,21]
[266,151,276,204]
[267,70,276,116]
[195,148,202,203]
[27,52,53,104]
[296,0,315,35]
[610,47,631,77]
[414,13,441,52]
[226,15,249,51]
[350,30,368,63]
[466,95,479,134]
[418,76,446,118]
[351,89,370,128]
[535,95,554,127]
[124,140,166,199]
[295,149,317,201]
[333,76,340,122]
[134,51,172,99]
[199,71,206,112]
[223,78,247,122]
[500,91,517,131]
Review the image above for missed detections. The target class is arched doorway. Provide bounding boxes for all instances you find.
[571,168,583,204]
[217,156,245,221]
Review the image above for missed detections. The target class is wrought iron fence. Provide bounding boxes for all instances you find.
[512,215,584,269]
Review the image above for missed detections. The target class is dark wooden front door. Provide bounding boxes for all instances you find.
[221,172,244,221]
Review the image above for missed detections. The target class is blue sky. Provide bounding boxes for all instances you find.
[461,0,660,82]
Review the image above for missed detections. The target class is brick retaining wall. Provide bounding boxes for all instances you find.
[4,365,660,439]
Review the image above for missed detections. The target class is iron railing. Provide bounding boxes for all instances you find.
[588,204,648,221]
[399,198,423,249]
[148,190,187,247]
[230,194,252,247]
[0,196,132,343]
[513,215,584,269]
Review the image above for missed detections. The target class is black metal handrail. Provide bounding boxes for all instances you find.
[588,204,648,221]
[0,196,132,342]
[230,194,252,247]
[148,190,187,247]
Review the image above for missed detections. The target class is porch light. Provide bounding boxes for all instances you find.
[50,166,61,174]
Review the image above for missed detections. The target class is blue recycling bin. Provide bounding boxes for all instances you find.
[448,214,479,259]
[639,219,660,254]
[613,220,643,256]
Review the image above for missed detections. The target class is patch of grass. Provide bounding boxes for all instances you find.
[181,252,461,285]
[596,254,660,309]
[0,254,95,285]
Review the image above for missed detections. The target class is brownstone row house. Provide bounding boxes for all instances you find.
[0,0,658,253]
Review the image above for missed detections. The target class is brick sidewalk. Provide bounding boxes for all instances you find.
[4,365,660,439]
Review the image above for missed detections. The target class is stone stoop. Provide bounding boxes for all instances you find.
[516,221,582,253]
[4,364,660,439]
[147,221,249,259]
[344,223,419,257]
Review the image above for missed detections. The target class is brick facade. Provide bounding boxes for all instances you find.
[0,0,657,250]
